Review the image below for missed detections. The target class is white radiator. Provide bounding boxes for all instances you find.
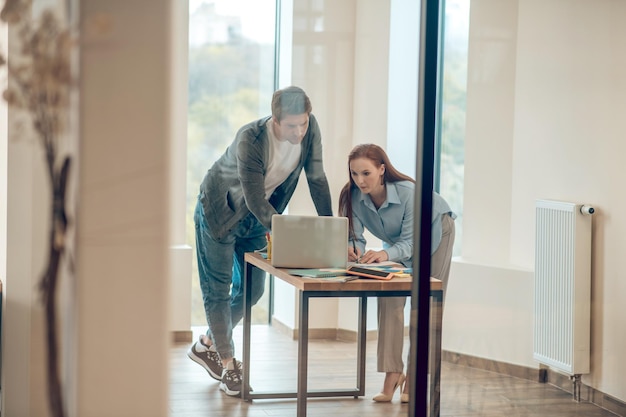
[533,199,594,377]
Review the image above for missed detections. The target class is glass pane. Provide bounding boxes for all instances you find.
[187,0,277,326]
[439,0,469,257]
[177,2,625,417]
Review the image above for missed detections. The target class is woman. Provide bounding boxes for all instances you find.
[338,144,455,403]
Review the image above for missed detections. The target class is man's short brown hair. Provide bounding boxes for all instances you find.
[271,86,312,122]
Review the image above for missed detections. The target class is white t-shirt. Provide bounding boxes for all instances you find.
[264,118,301,199]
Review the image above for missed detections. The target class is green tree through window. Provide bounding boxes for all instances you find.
[187,0,277,326]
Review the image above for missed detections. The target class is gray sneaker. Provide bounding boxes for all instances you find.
[219,358,243,396]
[187,336,223,381]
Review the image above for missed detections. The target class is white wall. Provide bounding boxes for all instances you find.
[444,0,626,402]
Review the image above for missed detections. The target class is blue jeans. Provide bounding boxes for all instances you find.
[194,199,267,360]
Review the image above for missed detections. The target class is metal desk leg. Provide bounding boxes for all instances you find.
[356,296,367,396]
[242,261,254,401]
[429,290,443,417]
[268,274,274,324]
[297,291,309,417]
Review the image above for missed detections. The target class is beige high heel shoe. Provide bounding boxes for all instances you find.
[400,391,409,403]
[400,378,409,403]
[373,373,406,402]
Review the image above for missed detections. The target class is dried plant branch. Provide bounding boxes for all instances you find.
[1,1,74,417]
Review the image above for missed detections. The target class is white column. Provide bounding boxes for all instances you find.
[168,0,193,342]
[75,1,172,415]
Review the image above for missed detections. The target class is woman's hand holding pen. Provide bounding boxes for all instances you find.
[348,245,361,262]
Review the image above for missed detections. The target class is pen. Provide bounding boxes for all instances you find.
[352,241,360,263]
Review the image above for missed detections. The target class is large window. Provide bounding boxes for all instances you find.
[437,0,469,256]
[187,0,277,326]
[186,0,467,323]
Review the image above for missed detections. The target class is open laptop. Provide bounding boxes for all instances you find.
[270,214,349,269]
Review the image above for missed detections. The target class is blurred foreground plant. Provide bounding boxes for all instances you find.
[1,1,74,416]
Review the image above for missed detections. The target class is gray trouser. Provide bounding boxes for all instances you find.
[377,213,455,372]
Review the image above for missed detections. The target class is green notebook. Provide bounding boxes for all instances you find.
[286,268,349,278]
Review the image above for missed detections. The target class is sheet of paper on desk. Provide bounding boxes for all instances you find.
[286,268,349,278]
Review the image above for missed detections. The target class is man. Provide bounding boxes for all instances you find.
[188,86,333,396]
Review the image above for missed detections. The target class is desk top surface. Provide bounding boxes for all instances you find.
[245,252,442,292]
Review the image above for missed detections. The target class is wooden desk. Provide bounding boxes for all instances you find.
[242,252,443,417]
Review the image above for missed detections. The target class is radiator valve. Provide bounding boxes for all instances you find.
[580,205,595,215]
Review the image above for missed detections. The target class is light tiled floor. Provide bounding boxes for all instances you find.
[169,325,618,417]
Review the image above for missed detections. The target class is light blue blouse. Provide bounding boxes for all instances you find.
[431,190,456,255]
[349,181,455,265]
